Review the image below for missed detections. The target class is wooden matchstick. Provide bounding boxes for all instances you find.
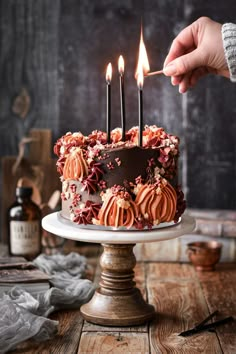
[145,70,164,77]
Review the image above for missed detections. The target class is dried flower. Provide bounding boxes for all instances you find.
[115,157,121,166]
[107,162,115,170]
[70,183,77,194]
[61,192,67,201]
[147,158,156,167]
[98,180,107,189]
[135,175,143,185]
[72,193,81,207]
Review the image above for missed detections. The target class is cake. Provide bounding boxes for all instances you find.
[54,125,186,230]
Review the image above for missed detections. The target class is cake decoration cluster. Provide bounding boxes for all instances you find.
[54,125,186,230]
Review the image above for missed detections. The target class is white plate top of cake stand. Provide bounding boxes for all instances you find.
[42,212,195,244]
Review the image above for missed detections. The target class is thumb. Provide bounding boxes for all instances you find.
[163,49,205,76]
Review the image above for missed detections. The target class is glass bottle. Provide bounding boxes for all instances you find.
[8,186,42,260]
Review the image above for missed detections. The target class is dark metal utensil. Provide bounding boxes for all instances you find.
[179,311,234,337]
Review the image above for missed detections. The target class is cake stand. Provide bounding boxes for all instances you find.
[42,213,195,326]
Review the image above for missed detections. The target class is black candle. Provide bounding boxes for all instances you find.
[137,72,144,147]
[135,26,149,147]
[118,55,126,141]
[106,63,112,144]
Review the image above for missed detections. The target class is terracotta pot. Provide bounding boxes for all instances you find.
[187,241,222,271]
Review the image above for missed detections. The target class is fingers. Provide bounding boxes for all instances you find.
[179,72,192,93]
[162,17,224,92]
[170,67,209,93]
[163,23,197,68]
[163,48,205,76]
[171,75,183,86]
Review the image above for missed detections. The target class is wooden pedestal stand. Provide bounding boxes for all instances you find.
[80,243,155,326]
[42,213,195,327]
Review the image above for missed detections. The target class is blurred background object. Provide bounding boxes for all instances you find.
[186,241,222,271]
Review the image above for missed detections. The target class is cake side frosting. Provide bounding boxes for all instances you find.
[54,125,186,229]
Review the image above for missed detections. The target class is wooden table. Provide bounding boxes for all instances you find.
[7,243,236,353]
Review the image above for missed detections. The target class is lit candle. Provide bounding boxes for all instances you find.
[137,71,144,147]
[135,26,150,79]
[106,63,112,143]
[135,26,150,147]
[118,55,126,141]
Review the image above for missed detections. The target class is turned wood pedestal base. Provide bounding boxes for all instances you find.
[42,214,196,327]
[80,244,155,326]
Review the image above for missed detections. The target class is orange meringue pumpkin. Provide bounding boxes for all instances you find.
[135,181,177,224]
[96,189,139,228]
[63,148,88,180]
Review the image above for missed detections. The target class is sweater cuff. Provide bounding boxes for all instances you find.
[222,23,236,82]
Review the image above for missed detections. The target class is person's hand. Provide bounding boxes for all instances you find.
[163,17,230,93]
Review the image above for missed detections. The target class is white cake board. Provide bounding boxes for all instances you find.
[42,212,195,244]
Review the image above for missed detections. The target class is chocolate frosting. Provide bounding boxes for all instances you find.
[99,146,161,187]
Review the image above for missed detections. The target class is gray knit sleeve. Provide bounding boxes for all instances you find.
[222,23,236,82]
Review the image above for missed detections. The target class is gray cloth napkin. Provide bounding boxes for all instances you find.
[0,252,95,353]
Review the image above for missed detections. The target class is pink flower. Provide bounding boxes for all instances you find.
[111,128,122,143]
[98,180,107,189]
[115,157,121,166]
[107,162,115,170]
[135,175,143,185]
[61,192,67,201]
[88,130,107,145]
[72,193,81,207]
[148,158,155,167]
[70,184,77,193]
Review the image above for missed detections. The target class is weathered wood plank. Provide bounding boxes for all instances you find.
[59,0,145,136]
[147,263,222,353]
[196,264,236,354]
[179,0,236,209]
[78,332,149,354]
[134,239,180,262]
[179,234,236,263]
[135,236,236,263]
[0,243,8,256]
[28,129,52,164]
[82,321,148,334]
[146,262,196,281]
[0,0,60,241]
[0,0,60,147]
[184,0,236,209]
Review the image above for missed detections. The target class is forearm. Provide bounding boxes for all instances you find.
[222,23,236,82]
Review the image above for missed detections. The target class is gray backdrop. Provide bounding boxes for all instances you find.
[0,0,236,211]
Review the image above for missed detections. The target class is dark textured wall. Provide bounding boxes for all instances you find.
[0,0,236,210]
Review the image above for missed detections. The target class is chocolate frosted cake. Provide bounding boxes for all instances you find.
[54,125,186,230]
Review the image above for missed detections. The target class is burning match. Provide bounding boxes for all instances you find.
[145,69,164,77]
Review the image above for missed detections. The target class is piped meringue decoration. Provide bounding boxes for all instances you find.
[95,189,139,228]
[135,181,177,224]
[63,147,88,180]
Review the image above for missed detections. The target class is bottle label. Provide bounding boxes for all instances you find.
[10,221,41,255]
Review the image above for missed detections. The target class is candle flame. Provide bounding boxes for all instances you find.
[106,63,112,83]
[118,55,124,75]
[135,26,150,88]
